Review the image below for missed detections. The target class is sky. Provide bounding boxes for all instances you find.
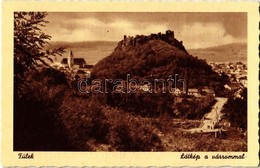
[44,12,247,49]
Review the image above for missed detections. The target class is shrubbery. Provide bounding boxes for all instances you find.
[58,93,164,151]
[14,68,72,150]
[15,67,165,151]
[14,67,219,151]
[58,92,109,150]
[105,106,164,151]
[174,95,216,119]
[221,88,247,130]
[108,90,174,117]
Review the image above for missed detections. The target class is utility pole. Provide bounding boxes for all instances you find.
[215,106,219,138]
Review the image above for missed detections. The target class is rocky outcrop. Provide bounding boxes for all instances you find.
[118,30,187,53]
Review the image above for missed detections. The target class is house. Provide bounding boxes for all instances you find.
[61,58,88,68]
[60,50,93,69]
[202,87,215,97]
[187,88,200,97]
[227,82,242,92]
[173,88,182,95]
[238,76,247,87]
[224,84,231,91]
[75,69,90,79]
[50,62,65,69]
[233,88,243,98]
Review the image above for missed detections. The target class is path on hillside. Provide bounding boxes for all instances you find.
[187,97,228,133]
[159,97,230,150]
[204,97,228,121]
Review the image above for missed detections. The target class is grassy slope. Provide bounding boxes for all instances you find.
[88,117,247,151]
[159,119,247,151]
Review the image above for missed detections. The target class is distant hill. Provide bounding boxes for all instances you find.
[188,43,247,63]
[47,41,117,65]
[46,41,246,65]
[92,30,224,90]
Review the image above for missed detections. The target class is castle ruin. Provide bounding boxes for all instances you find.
[120,30,187,53]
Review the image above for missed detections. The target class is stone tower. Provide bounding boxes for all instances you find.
[68,50,74,68]
[166,30,174,39]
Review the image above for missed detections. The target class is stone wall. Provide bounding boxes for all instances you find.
[120,30,187,53]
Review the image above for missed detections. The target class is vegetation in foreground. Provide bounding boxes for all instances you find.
[14,68,247,151]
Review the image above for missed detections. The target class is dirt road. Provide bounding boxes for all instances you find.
[187,97,228,132]
[204,97,228,121]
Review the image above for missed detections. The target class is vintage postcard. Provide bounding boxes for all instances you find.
[1,1,259,167]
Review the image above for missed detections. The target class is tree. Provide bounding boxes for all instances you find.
[14,12,69,150]
[14,12,64,97]
[220,72,230,85]
[221,88,247,130]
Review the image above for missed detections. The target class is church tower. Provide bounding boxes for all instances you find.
[68,50,74,68]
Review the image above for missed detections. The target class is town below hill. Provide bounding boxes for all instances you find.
[49,31,247,100]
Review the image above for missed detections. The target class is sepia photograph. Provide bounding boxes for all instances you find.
[13,12,248,152]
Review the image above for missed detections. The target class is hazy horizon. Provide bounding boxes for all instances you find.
[48,40,247,65]
[49,40,247,50]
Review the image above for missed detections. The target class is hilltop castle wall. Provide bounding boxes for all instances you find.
[120,30,187,53]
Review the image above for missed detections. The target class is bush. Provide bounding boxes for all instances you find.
[14,68,72,151]
[221,89,247,130]
[108,90,174,117]
[58,93,110,150]
[105,107,164,151]
[58,93,164,151]
[15,67,164,151]
[174,95,216,119]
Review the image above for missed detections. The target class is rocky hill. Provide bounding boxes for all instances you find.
[92,30,224,91]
